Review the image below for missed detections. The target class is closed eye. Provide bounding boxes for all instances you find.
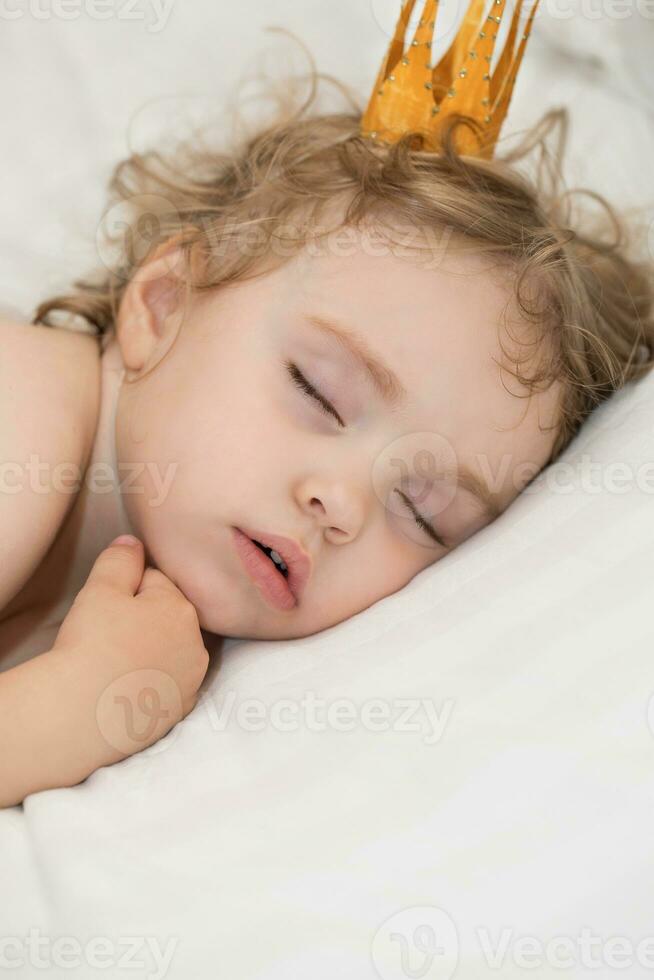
[285,360,449,549]
[395,490,448,549]
[285,361,345,427]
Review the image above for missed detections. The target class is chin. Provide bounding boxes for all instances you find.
[199,604,322,642]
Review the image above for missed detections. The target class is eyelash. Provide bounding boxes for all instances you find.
[284,360,448,548]
[286,361,346,428]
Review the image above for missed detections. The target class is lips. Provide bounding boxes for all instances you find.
[232,526,312,606]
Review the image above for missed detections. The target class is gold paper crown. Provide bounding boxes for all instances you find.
[360,0,541,159]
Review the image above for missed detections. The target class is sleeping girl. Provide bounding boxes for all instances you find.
[1,1,652,806]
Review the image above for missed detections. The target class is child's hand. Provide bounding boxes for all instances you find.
[0,537,211,806]
[51,536,210,761]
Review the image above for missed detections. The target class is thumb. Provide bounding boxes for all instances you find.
[85,535,145,595]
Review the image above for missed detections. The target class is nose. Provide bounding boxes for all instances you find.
[299,479,368,544]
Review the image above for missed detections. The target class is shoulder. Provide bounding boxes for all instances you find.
[0,315,100,442]
[0,315,101,613]
[0,317,101,473]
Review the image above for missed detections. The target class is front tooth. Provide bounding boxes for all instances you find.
[270,549,287,570]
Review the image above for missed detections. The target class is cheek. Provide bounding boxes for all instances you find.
[377,499,440,571]
[115,376,221,537]
[113,333,292,564]
[316,553,401,626]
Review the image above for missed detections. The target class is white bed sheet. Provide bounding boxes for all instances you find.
[1,3,654,978]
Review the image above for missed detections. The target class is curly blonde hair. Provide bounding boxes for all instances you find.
[32,53,654,466]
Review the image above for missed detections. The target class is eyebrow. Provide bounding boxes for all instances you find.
[456,468,502,521]
[301,311,502,522]
[301,312,407,408]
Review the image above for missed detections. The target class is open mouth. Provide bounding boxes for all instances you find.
[231,527,298,613]
[251,539,289,578]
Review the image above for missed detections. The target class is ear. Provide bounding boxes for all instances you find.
[115,240,187,380]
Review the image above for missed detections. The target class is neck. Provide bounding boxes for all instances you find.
[74,332,136,556]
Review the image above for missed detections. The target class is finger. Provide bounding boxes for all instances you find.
[135,566,184,598]
[84,536,145,596]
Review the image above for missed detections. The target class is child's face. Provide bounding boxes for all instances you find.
[115,227,562,640]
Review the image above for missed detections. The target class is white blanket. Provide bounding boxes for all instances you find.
[1,3,654,978]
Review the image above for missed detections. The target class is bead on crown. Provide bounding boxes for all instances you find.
[360,0,540,158]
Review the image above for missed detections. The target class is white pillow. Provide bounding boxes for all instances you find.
[1,6,653,977]
[533,0,654,110]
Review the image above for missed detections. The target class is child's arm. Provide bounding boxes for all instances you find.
[0,537,211,808]
[0,649,114,808]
